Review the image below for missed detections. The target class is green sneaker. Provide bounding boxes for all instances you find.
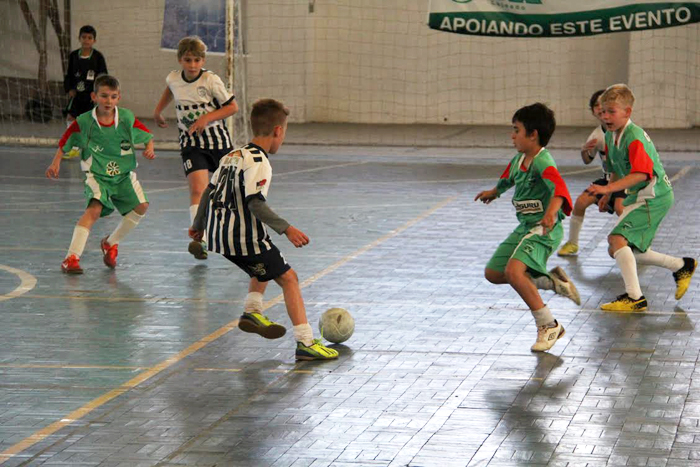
[188,240,208,260]
[295,339,339,361]
[238,312,286,339]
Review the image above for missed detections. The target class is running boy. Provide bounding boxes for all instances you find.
[63,25,108,159]
[475,103,579,352]
[558,89,626,256]
[189,99,337,361]
[587,84,696,311]
[153,36,238,260]
[46,75,155,274]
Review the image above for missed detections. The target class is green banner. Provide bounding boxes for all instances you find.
[428,1,700,37]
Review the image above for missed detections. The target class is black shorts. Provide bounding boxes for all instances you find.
[181,146,231,176]
[591,178,626,214]
[223,244,291,282]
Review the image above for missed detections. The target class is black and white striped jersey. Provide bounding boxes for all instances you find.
[205,143,274,257]
[166,69,234,150]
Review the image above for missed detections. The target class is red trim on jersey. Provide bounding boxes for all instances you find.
[628,140,653,180]
[58,120,80,148]
[499,162,512,179]
[133,118,151,133]
[541,166,573,216]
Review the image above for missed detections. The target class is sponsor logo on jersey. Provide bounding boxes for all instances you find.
[256,179,267,189]
[197,86,208,98]
[120,140,132,156]
[513,199,543,214]
[105,161,121,176]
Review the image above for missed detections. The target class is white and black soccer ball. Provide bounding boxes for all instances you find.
[318,307,354,344]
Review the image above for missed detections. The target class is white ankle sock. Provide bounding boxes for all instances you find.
[614,246,643,299]
[244,292,264,314]
[568,215,584,245]
[634,249,684,272]
[293,323,314,347]
[530,274,554,291]
[66,225,90,258]
[189,205,198,225]
[107,211,144,246]
[531,306,555,327]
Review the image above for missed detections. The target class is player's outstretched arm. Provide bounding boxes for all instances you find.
[142,140,156,160]
[284,225,310,248]
[153,87,173,128]
[540,196,564,233]
[474,188,498,204]
[188,101,239,136]
[581,139,597,164]
[46,148,63,179]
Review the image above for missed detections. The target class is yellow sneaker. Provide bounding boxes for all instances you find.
[557,241,579,257]
[296,339,339,361]
[62,147,80,159]
[238,312,286,339]
[601,293,647,312]
[673,257,697,300]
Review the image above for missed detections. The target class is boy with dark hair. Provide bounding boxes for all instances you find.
[189,98,338,361]
[475,103,579,352]
[587,84,696,311]
[46,75,155,274]
[63,25,108,159]
[558,89,626,256]
[153,36,238,260]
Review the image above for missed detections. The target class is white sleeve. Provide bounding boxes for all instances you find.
[209,73,234,107]
[243,153,272,202]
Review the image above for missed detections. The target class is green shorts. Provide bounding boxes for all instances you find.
[84,172,148,217]
[486,222,563,277]
[611,191,673,252]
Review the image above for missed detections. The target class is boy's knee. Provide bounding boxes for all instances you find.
[133,202,148,215]
[607,235,627,257]
[276,268,298,286]
[484,268,502,284]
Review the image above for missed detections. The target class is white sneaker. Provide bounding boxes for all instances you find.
[531,320,565,352]
[550,266,581,306]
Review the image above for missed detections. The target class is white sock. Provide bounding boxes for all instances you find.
[634,249,684,272]
[568,215,584,245]
[529,274,554,291]
[244,292,264,314]
[614,246,643,299]
[531,306,555,327]
[107,211,144,246]
[189,205,198,225]
[66,225,90,258]
[293,323,314,347]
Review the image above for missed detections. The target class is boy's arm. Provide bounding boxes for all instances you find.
[46,147,64,179]
[153,87,174,128]
[589,140,652,195]
[97,51,108,75]
[247,198,290,235]
[475,160,514,204]
[188,101,239,136]
[540,165,573,232]
[64,53,75,95]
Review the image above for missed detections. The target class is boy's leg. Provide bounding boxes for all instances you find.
[505,259,565,352]
[237,278,287,339]
[186,169,210,260]
[62,200,102,274]
[101,174,149,268]
[601,235,647,311]
[634,249,697,300]
[559,189,596,256]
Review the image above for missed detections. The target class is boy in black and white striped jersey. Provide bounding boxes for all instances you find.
[154,36,238,260]
[189,99,339,361]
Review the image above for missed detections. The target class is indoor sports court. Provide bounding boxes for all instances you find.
[2,1,700,466]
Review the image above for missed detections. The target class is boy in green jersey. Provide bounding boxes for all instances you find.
[46,75,156,274]
[587,84,696,311]
[476,103,579,352]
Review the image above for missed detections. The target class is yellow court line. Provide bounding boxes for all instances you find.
[0,264,37,302]
[0,194,457,464]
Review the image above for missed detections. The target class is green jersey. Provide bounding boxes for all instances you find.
[59,107,153,180]
[604,120,672,205]
[496,148,572,227]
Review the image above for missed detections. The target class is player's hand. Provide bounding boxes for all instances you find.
[540,211,556,234]
[284,225,310,248]
[586,183,608,196]
[143,147,156,159]
[598,194,611,213]
[474,188,498,204]
[188,227,203,241]
[68,90,77,98]
[581,139,597,161]
[46,161,60,179]
[154,113,168,128]
[188,115,210,136]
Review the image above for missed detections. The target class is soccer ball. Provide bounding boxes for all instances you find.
[319,308,354,344]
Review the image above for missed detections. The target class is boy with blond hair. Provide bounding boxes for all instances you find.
[476,103,579,352]
[558,89,626,256]
[153,36,238,260]
[587,84,696,311]
[46,75,155,273]
[189,99,338,361]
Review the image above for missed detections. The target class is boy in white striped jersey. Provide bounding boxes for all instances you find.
[189,99,338,361]
[153,36,238,261]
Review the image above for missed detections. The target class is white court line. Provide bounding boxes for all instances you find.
[670,165,692,182]
[0,264,37,302]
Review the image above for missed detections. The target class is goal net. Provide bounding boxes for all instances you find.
[1,0,698,148]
